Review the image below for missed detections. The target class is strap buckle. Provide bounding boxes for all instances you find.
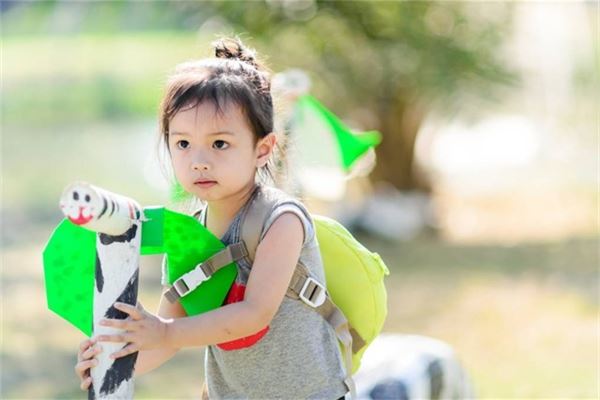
[299,277,327,308]
[165,265,209,303]
[176,266,208,296]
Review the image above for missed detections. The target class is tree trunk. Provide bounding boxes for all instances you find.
[371,94,430,192]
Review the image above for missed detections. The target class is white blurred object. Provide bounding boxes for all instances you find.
[354,334,475,400]
[272,68,312,99]
[298,166,347,201]
[286,94,347,201]
[353,183,434,241]
[427,116,541,173]
[415,114,544,196]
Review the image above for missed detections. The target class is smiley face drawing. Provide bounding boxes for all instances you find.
[59,182,143,235]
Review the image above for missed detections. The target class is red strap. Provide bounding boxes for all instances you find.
[216,282,269,350]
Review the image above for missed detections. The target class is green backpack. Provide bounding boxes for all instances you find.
[313,215,389,372]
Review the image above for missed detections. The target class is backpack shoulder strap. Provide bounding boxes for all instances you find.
[239,185,278,262]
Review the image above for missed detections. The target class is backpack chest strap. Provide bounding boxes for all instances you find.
[164,242,248,303]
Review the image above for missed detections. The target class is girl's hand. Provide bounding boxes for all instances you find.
[75,338,101,391]
[96,302,171,359]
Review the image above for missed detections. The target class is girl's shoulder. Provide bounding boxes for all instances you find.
[256,184,307,209]
[254,184,314,247]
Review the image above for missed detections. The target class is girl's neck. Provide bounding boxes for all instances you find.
[204,181,258,237]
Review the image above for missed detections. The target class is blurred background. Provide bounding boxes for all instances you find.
[1,1,598,398]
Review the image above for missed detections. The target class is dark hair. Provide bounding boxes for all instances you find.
[158,37,277,184]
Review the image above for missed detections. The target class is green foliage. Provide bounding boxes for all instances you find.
[1,1,212,37]
[206,1,520,117]
[3,76,161,125]
[2,33,202,124]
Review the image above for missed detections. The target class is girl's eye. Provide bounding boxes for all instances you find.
[176,140,189,150]
[213,140,229,150]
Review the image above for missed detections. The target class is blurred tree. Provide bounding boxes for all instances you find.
[203,1,520,191]
[2,1,519,191]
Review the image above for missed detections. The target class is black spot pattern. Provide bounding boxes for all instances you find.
[99,224,138,245]
[369,379,409,400]
[427,359,444,400]
[95,251,104,293]
[104,270,139,320]
[99,348,139,396]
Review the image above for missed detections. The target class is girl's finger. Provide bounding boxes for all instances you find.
[82,344,102,360]
[100,318,136,330]
[80,376,92,391]
[79,338,96,352]
[75,359,98,377]
[114,302,143,320]
[97,333,132,343]
[110,343,139,360]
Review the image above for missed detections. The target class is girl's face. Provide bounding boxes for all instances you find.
[168,101,274,202]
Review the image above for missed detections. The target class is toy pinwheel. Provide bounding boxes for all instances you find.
[288,94,382,200]
[42,182,240,399]
[293,95,382,172]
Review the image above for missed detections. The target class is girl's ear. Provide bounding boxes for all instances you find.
[256,132,277,168]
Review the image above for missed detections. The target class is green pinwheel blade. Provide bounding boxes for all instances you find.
[296,95,382,171]
[42,219,96,337]
[42,206,236,338]
[143,207,237,316]
[141,206,166,255]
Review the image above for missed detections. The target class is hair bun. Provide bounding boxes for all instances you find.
[213,37,259,69]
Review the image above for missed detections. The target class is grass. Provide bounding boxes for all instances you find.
[1,231,597,398]
[361,234,598,398]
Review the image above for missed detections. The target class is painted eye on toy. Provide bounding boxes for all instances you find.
[85,194,91,202]
[73,191,79,201]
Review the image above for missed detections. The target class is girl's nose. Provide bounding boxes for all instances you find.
[191,159,210,171]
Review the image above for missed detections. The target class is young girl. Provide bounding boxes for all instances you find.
[74,37,349,399]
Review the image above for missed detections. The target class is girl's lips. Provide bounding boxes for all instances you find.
[194,180,217,188]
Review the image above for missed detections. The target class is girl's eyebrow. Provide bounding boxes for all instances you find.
[170,130,236,137]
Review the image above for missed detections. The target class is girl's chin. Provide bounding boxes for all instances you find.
[190,186,220,201]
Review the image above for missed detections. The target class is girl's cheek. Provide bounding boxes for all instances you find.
[174,161,186,177]
[170,159,185,179]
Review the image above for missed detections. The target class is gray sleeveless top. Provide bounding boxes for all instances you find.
[161,184,348,399]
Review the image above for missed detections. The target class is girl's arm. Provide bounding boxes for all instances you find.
[76,289,187,390]
[133,288,187,376]
[96,212,304,356]
[164,212,304,348]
